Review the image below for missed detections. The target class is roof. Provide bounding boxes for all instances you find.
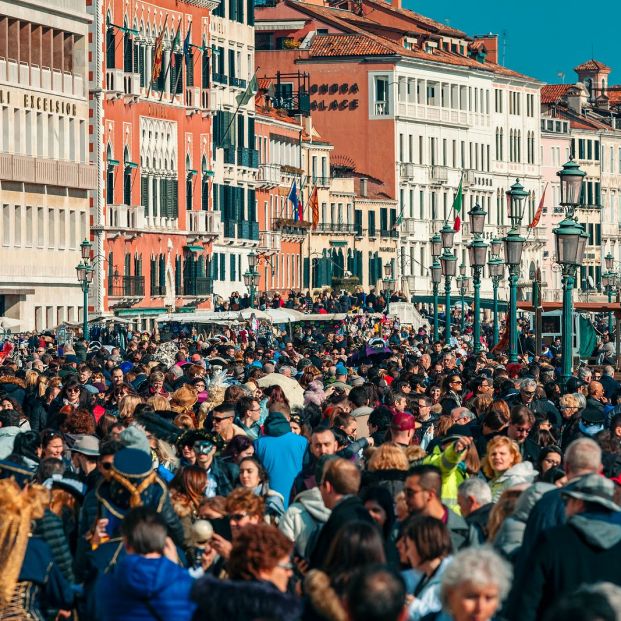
[309,32,395,57]
[554,107,612,131]
[541,84,572,104]
[574,59,611,73]
[282,1,540,82]
[360,0,469,39]
[608,86,621,107]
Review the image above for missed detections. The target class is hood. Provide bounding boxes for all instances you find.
[114,555,175,598]
[512,482,555,522]
[0,426,21,459]
[569,513,621,549]
[292,486,331,522]
[263,412,291,437]
[0,376,26,389]
[496,461,538,487]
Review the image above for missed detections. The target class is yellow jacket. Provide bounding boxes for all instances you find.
[422,441,468,515]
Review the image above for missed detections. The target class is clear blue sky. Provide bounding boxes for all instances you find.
[403,0,620,85]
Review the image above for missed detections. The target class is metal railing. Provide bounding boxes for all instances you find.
[108,275,145,298]
[183,277,213,296]
[316,223,355,233]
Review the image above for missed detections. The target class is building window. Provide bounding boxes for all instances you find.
[106,27,115,69]
[373,76,390,116]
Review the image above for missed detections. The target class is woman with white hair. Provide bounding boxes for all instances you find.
[420,546,512,621]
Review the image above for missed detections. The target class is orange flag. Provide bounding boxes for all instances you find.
[528,183,548,229]
[151,17,168,82]
[309,187,319,229]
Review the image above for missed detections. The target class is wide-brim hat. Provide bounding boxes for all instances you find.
[561,473,621,512]
[135,412,181,444]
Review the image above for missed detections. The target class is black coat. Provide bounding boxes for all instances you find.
[507,513,621,621]
[308,496,375,569]
[192,576,303,621]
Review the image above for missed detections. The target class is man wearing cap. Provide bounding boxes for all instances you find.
[508,473,621,621]
[388,412,417,449]
[330,363,350,392]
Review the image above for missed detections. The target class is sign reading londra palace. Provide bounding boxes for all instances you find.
[0,88,78,117]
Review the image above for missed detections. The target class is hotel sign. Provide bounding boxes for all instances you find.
[309,82,359,112]
[0,88,78,116]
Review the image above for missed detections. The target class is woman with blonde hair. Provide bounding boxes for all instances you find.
[118,394,144,420]
[482,435,535,501]
[362,443,409,496]
[0,479,73,618]
[146,394,171,412]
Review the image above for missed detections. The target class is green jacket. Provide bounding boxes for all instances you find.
[423,442,468,515]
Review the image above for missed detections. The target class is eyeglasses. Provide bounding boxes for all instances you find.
[451,380,463,385]
[521,391,536,397]
[213,416,232,423]
[66,387,80,393]
[229,512,248,521]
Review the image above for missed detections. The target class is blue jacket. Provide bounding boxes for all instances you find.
[96,554,196,621]
[254,432,308,509]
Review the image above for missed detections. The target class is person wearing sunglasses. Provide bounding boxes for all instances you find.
[440,374,463,417]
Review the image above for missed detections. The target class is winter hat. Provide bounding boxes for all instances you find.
[120,425,151,454]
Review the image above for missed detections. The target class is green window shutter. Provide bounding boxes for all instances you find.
[202,179,209,211]
[219,253,226,280]
[172,180,179,218]
[230,254,236,280]
[246,0,254,25]
[138,45,145,86]
[141,175,148,209]
[159,178,166,217]
[212,253,219,280]
[159,255,166,289]
[202,53,209,88]
[186,52,194,87]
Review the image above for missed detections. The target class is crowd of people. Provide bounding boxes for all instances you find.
[1,308,621,621]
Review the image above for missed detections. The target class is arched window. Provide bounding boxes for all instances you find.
[105,14,115,69]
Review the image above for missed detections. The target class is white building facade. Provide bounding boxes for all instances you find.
[0,0,96,330]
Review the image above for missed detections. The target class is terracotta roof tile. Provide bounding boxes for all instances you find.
[309,33,395,57]
[541,84,573,104]
[608,86,621,106]
[574,59,610,73]
[555,107,612,131]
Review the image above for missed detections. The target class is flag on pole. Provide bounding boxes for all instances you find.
[183,24,192,58]
[309,187,319,229]
[452,176,463,232]
[288,181,299,221]
[236,74,258,107]
[151,19,167,83]
[528,183,548,229]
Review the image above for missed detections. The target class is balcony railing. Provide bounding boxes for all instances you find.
[223,147,237,165]
[188,210,222,238]
[106,204,145,230]
[212,72,227,85]
[183,277,213,296]
[311,176,330,187]
[380,229,399,239]
[150,283,166,296]
[108,275,145,298]
[316,223,356,234]
[237,148,259,168]
[430,165,448,183]
[257,163,280,186]
[0,153,96,189]
[238,221,260,241]
[229,76,247,89]
[258,230,282,254]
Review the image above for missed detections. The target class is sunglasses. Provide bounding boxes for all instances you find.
[212,416,232,423]
[229,512,248,521]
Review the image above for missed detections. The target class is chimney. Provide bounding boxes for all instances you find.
[360,178,368,197]
[473,34,498,64]
[390,0,402,9]
[566,84,589,115]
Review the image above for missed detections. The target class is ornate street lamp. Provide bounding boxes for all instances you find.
[554,217,585,388]
[76,239,94,340]
[244,251,260,308]
[430,260,442,342]
[431,233,443,259]
[440,247,457,342]
[504,180,528,362]
[557,157,586,217]
[456,264,470,333]
[468,203,488,354]
[602,266,617,335]
[383,261,396,296]
[487,253,505,348]
[440,224,456,250]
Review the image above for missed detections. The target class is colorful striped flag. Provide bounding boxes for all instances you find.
[452,176,463,232]
[528,183,548,229]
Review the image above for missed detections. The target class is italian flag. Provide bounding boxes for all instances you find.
[453,176,463,232]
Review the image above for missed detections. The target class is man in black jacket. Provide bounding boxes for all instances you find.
[308,457,374,569]
[506,406,540,465]
[507,473,621,621]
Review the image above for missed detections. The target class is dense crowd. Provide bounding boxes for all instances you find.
[2,311,621,621]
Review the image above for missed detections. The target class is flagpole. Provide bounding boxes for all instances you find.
[146,15,168,99]
[171,23,191,103]
[159,19,182,103]
[219,67,259,149]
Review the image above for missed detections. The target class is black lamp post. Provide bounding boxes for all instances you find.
[76,239,94,340]
[487,237,504,348]
[244,251,260,308]
[467,203,488,354]
[439,223,457,342]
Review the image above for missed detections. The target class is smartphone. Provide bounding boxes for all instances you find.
[210,517,232,542]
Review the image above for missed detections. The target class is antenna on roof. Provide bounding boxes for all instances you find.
[557,72,565,84]
[501,30,506,66]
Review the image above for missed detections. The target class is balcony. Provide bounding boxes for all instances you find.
[105,68,124,98]
[374,100,389,116]
[0,153,96,189]
[430,165,448,184]
[400,218,417,235]
[380,229,399,239]
[183,277,213,296]
[123,72,141,101]
[311,176,330,187]
[316,223,356,234]
[108,275,145,298]
[258,230,282,255]
[400,163,416,180]
[223,220,237,239]
[185,86,201,114]
[0,58,84,98]
[229,76,247,89]
[223,147,237,165]
[106,204,145,231]
[188,210,222,240]
[272,218,311,239]
[212,72,227,86]
[237,148,259,169]
[257,163,280,187]
[238,221,260,241]
[150,283,166,297]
